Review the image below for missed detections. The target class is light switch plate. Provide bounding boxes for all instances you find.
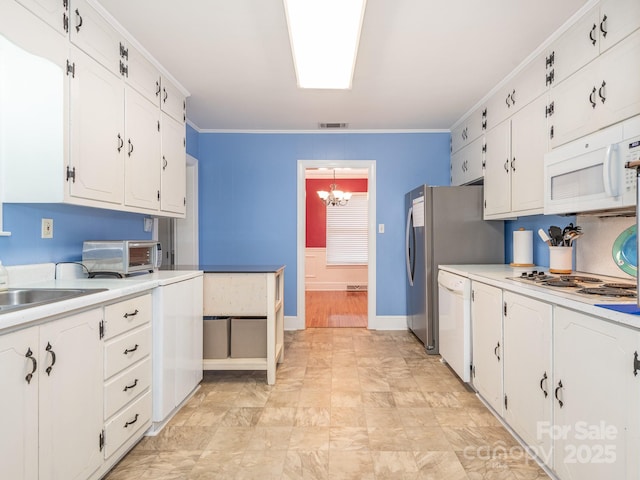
[41,218,53,238]
[143,217,153,232]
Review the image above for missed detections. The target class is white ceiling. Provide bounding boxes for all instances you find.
[97,0,590,131]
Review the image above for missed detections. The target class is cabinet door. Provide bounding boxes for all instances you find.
[553,307,640,480]
[471,282,503,415]
[549,7,599,86]
[549,59,599,149]
[69,0,122,75]
[124,86,161,210]
[503,292,552,460]
[0,327,39,480]
[15,0,68,35]
[160,75,186,123]
[596,29,640,130]
[39,308,103,480]
[510,95,547,214]
[450,148,465,186]
[127,44,161,105]
[483,120,511,217]
[160,112,186,215]
[69,46,124,205]
[598,0,640,54]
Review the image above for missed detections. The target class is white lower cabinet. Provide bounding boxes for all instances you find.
[470,281,503,415]
[503,292,553,462]
[0,292,156,480]
[151,274,203,432]
[101,294,153,463]
[0,308,104,480]
[552,307,640,480]
[0,326,40,480]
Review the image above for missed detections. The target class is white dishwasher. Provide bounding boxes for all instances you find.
[438,270,471,382]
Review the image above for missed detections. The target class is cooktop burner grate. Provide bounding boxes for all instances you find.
[560,275,601,283]
[543,280,579,288]
[577,287,637,297]
[602,283,637,290]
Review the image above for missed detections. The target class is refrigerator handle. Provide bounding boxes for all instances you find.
[405,206,415,286]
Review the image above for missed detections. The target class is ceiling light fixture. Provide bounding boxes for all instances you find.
[317,170,352,206]
[283,0,367,89]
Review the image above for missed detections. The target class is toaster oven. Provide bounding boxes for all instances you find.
[82,240,162,277]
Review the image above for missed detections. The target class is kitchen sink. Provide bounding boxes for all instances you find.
[0,288,108,314]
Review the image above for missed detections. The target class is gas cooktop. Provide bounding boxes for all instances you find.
[508,270,637,300]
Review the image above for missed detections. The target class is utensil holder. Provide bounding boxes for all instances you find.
[549,246,573,274]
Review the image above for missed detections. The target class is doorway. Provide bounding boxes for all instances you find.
[296,160,376,330]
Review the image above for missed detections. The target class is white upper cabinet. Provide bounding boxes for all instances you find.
[69,0,123,76]
[1,0,68,203]
[15,0,68,35]
[124,86,161,210]
[484,95,548,219]
[160,112,186,215]
[484,51,549,130]
[450,136,484,186]
[1,0,188,218]
[549,28,640,148]
[69,45,124,205]
[127,44,161,105]
[451,106,486,154]
[549,0,640,86]
[161,75,186,124]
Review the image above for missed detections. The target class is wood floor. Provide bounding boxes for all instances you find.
[305,290,368,328]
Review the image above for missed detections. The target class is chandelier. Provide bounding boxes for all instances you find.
[317,170,352,206]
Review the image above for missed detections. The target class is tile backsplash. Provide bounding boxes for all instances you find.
[575,215,636,279]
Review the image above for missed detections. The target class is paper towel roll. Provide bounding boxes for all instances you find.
[512,229,534,266]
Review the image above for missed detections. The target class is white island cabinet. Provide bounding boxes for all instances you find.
[202,266,285,385]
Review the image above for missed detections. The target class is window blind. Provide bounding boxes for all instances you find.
[326,192,368,265]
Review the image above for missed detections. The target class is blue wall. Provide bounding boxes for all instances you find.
[0,203,151,266]
[194,131,451,317]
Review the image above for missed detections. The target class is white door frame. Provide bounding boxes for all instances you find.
[297,159,376,329]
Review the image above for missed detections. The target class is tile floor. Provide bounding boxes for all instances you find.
[105,328,549,479]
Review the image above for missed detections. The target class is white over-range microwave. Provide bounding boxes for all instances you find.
[544,116,640,215]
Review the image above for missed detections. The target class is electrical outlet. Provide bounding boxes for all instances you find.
[41,218,53,239]
[378,224,385,234]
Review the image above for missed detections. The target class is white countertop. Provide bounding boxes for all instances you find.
[0,269,202,334]
[439,264,640,330]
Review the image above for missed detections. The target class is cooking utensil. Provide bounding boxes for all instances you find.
[549,226,563,246]
[564,230,583,246]
[538,228,551,246]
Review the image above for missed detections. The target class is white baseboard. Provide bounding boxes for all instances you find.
[368,315,408,330]
[284,315,408,331]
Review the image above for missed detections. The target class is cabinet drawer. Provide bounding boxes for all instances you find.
[104,325,151,379]
[104,357,151,419]
[104,294,152,340]
[104,391,151,458]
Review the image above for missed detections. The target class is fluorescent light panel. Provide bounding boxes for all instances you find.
[284,0,366,89]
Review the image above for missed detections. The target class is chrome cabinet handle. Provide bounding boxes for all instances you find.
[511,157,516,172]
[45,342,56,376]
[123,344,139,355]
[156,81,161,97]
[503,159,509,173]
[123,309,139,319]
[127,139,134,157]
[163,156,168,171]
[117,134,123,152]
[25,348,37,384]
[494,342,501,361]
[163,88,168,103]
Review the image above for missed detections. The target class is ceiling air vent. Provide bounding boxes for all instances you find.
[319,122,348,129]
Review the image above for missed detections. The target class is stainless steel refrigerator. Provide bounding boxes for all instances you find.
[405,185,504,353]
